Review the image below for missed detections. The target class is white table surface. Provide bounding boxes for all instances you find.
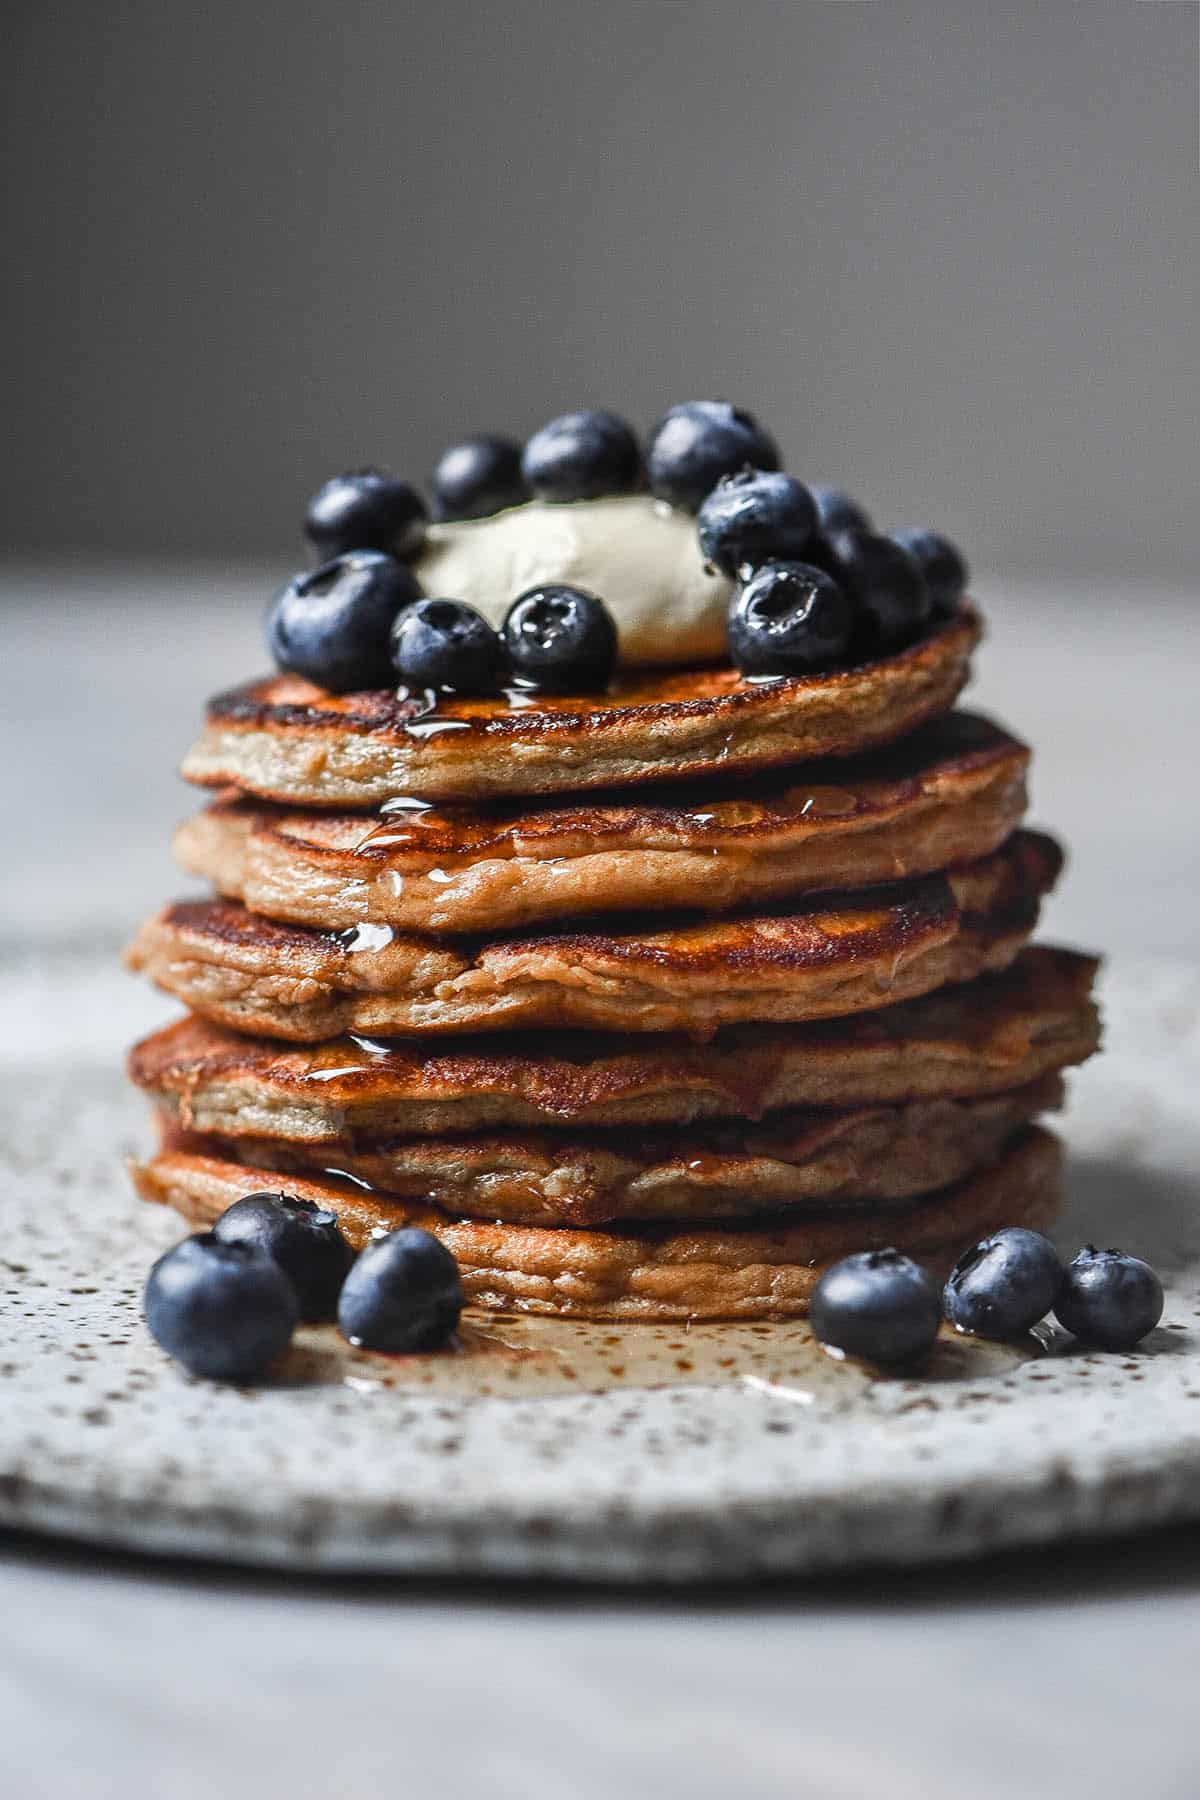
[2,564,1198,1799]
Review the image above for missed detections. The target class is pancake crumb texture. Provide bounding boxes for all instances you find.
[126,831,1062,1041]
[158,1074,1060,1227]
[174,712,1028,933]
[181,610,980,805]
[132,1128,1064,1320]
[127,947,1100,1139]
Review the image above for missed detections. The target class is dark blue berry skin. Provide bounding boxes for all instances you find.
[1054,1246,1164,1350]
[890,528,969,615]
[337,1228,464,1352]
[144,1234,299,1382]
[521,410,642,503]
[944,1227,1063,1339]
[727,562,852,677]
[431,434,528,520]
[304,468,428,561]
[502,584,617,693]
[810,1249,941,1366]
[267,553,421,692]
[809,484,873,536]
[646,401,780,511]
[212,1192,355,1323]
[810,530,932,656]
[390,597,504,695]
[697,471,818,577]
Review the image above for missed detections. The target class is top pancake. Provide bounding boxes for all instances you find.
[181,607,980,803]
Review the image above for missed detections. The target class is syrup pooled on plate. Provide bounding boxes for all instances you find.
[282,1314,1039,1402]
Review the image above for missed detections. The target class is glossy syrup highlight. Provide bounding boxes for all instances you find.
[282,1313,1039,1401]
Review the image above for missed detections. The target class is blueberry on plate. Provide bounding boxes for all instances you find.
[143,1233,299,1382]
[521,409,642,503]
[304,467,428,561]
[943,1227,1063,1339]
[646,401,780,511]
[727,562,852,677]
[267,552,420,693]
[810,1248,941,1366]
[697,470,818,577]
[1053,1245,1164,1350]
[811,530,931,656]
[502,584,617,692]
[808,484,874,536]
[889,527,970,615]
[212,1191,355,1323]
[431,434,528,520]
[391,597,504,695]
[337,1227,464,1352]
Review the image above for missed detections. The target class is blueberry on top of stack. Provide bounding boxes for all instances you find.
[128,399,1103,1334]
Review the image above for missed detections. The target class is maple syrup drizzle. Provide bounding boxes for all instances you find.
[280,1314,1039,1401]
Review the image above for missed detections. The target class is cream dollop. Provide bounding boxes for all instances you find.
[412,495,733,666]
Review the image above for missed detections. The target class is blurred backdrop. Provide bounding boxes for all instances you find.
[3,0,1196,578]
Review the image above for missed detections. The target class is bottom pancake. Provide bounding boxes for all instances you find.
[173,1074,1062,1227]
[132,1126,1062,1322]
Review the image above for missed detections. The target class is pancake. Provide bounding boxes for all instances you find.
[180,607,980,804]
[126,830,1061,1041]
[132,1125,1063,1321]
[176,712,1028,934]
[127,947,1100,1139]
[170,1074,1061,1227]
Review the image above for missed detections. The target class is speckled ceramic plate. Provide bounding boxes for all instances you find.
[3,952,1200,1581]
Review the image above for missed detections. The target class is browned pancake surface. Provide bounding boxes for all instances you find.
[128,946,1100,1138]
[133,1127,1062,1320]
[181,609,980,803]
[174,1074,1060,1227]
[127,831,1061,1040]
[177,711,1028,932]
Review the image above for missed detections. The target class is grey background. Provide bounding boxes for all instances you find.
[3,0,1196,578]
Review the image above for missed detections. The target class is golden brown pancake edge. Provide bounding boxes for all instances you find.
[127,946,1100,1137]
[175,711,1028,932]
[125,830,1062,1041]
[132,1125,1063,1321]
[181,608,981,804]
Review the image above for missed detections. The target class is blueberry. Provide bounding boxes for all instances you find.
[810,530,931,656]
[943,1227,1063,1339]
[143,1233,299,1382]
[267,552,420,692]
[304,467,427,561]
[646,401,780,511]
[337,1227,464,1352]
[727,561,852,677]
[212,1191,355,1323]
[697,471,818,577]
[1053,1245,1164,1350]
[432,434,528,520]
[810,1248,941,1366]
[809,484,873,535]
[390,597,504,695]
[521,409,641,503]
[502,584,617,693]
[890,527,970,614]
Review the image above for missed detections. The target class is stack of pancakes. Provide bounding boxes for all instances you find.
[127,605,1099,1320]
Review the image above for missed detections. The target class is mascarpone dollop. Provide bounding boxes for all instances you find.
[412,495,733,667]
